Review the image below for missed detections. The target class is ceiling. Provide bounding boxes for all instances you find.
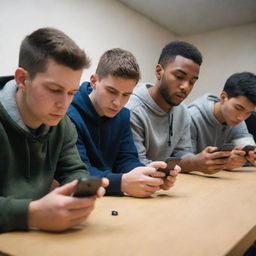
[118,0,256,36]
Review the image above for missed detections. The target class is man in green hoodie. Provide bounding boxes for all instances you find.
[0,27,107,233]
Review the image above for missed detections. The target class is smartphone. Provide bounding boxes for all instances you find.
[158,157,181,178]
[212,144,235,159]
[213,144,235,152]
[72,177,102,197]
[242,145,256,156]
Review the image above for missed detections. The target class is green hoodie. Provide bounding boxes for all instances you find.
[0,78,90,233]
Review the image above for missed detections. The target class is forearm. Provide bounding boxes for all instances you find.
[179,157,200,172]
[0,197,31,233]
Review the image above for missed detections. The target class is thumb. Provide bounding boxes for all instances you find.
[147,161,167,169]
[205,146,218,153]
[54,180,78,196]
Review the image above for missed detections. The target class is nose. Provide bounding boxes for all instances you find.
[237,112,250,122]
[112,95,122,108]
[56,93,71,110]
[180,80,190,92]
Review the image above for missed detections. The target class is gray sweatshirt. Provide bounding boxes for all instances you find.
[126,83,194,165]
[188,93,255,154]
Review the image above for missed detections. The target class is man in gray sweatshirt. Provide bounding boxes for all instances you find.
[126,41,231,175]
[188,72,256,170]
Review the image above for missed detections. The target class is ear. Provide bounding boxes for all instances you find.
[220,91,228,103]
[14,68,29,91]
[155,64,163,81]
[90,74,98,89]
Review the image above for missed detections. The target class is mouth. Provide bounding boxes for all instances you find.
[175,92,187,100]
[49,114,64,118]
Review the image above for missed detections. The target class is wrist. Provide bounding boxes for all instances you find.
[28,200,40,229]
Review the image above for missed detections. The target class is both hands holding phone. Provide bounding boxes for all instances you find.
[211,144,256,170]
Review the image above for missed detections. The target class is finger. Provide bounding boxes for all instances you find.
[144,184,160,193]
[151,171,166,178]
[161,182,175,190]
[166,175,177,183]
[206,146,218,153]
[140,166,158,176]
[69,213,93,228]
[101,178,109,188]
[65,196,97,209]
[69,205,95,221]
[147,161,167,169]
[54,180,78,196]
[174,164,181,172]
[144,176,164,186]
[96,187,106,198]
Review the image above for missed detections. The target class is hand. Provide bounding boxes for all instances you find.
[224,147,247,170]
[160,164,181,190]
[195,146,231,174]
[121,163,165,198]
[28,178,108,232]
[246,149,256,166]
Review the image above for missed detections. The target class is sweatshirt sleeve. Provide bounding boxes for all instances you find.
[0,196,31,233]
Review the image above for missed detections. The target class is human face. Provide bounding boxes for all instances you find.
[154,55,200,111]
[218,92,256,126]
[89,75,136,117]
[15,59,82,128]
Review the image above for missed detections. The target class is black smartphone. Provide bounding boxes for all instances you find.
[72,177,102,197]
[212,144,235,159]
[213,144,235,152]
[242,145,256,156]
[158,157,181,178]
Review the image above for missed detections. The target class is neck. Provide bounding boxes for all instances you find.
[16,90,41,129]
[213,101,225,123]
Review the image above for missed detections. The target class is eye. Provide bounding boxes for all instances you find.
[49,88,61,93]
[107,88,117,94]
[175,75,184,80]
[68,91,77,96]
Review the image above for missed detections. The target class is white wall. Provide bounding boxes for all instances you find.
[0,0,175,82]
[1,0,255,102]
[180,22,256,103]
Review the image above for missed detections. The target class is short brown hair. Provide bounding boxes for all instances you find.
[96,48,140,83]
[19,27,90,78]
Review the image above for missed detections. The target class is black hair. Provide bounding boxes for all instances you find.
[158,40,202,67]
[223,72,256,105]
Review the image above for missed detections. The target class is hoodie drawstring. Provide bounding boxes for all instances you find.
[168,114,173,147]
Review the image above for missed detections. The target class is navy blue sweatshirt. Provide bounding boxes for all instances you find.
[67,82,143,195]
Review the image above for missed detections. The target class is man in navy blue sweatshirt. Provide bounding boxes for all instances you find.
[68,48,180,197]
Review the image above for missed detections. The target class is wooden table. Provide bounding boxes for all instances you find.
[1,168,256,256]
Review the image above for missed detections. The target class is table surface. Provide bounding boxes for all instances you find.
[1,168,256,256]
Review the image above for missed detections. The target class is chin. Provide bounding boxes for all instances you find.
[45,119,63,126]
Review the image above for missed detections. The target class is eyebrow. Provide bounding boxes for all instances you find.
[45,82,78,92]
[175,69,199,80]
[106,85,133,95]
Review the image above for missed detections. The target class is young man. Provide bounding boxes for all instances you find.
[245,110,256,142]
[188,72,256,170]
[67,48,180,198]
[126,41,231,175]
[0,27,107,233]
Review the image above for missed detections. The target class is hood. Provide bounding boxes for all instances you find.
[70,82,109,125]
[132,83,174,117]
[0,77,50,137]
[188,93,222,126]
